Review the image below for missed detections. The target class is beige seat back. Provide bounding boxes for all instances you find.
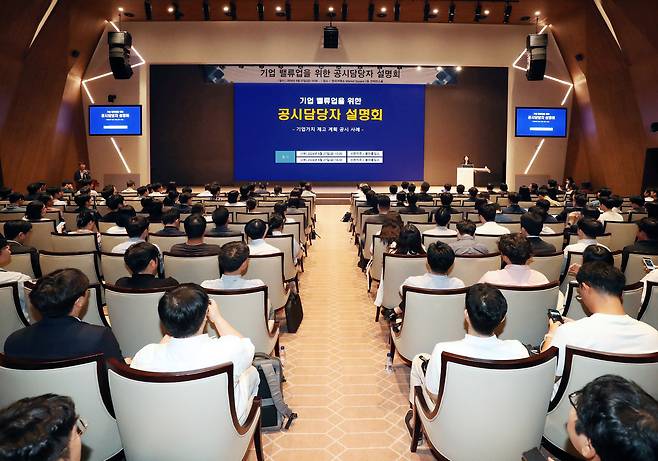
[400,212,429,225]
[4,252,36,278]
[163,253,220,284]
[565,281,649,321]
[542,222,566,234]
[0,283,28,346]
[409,222,438,234]
[638,281,658,329]
[422,234,458,247]
[541,233,565,251]
[629,211,648,222]
[149,222,165,233]
[51,232,99,252]
[266,235,297,282]
[282,221,303,246]
[625,253,658,285]
[245,253,289,310]
[205,234,243,247]
[362,222,383,260]
[414,350,558,461]
[528,252,563,282]
[104,285,167,357]
[100,252,131,284]
[369,236,386,285]
[235,212,269,223]
[543,347,658,459]
[497,222,521,233]
[603,221,639,251]
[495,282,560,345]
[24,220,56,251]
[107,361,260,461]
[227,223,246,235]
[99,233,130,252]
[39,251,100,284]
[449,253,501,286]
[148,234,187,253]
[622,282,645,319]
[98,221,114,233]
[0,212,26,222]
[207,286,278,354]
[0,354,122,461]
[380,254,427,309]
[474,234,501,253]
[392,287,467,363]
[560,251,583,292]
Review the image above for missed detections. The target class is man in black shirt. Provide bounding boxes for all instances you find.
[100,194,124,223]
[501,192,527,214]
[621,218,658,271]
[153,208,185,236]
[3,220,41,277]
[206,206,240,237]
[115,242,179,289]
[520,212,557,256]
[170,214,221,256]
[416,182,433,202]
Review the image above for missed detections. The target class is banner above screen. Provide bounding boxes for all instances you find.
[203,65,459,85]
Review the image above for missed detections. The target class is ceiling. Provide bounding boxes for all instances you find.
[113,0,551,25]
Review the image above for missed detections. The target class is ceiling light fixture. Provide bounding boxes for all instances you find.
[167,6,174,13]
[534,10,541,16]
[456,66,462,71]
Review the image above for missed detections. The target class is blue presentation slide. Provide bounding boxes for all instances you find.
[515,107,567,137]
[234,83,425,181]
[89,105,142,136]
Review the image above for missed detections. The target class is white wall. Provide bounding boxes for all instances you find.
[83,21,572,188]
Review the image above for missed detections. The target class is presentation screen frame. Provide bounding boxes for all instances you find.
[514,106,567,138]
[88,104,143,136]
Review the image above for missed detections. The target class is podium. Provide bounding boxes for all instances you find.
[457,167,475,189]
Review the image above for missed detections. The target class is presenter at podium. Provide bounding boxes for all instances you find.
[457,155,490,189]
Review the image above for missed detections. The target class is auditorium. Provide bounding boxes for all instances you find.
[1,1,657,460]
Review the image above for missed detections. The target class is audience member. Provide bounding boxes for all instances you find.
[206,206,239,237]
[598,196,624,223]
[175,193,192,213]
[3,220,40,277]
[517,185,532,202]
[449,220,489,255]
[388,184,398,201]
[153,208,185,236]
[465,187,478,202]
[562,218,608,272]
[130,284,259,423]
[416,182,433,202]
[0,394,83,461]
[122,180,136,193]
[398,193,425,214]
[567,244,615,277]
[201,241,266,292]
[439,192,459,214]
[535,199,558,223]
[4,269,123,361]
[479,233,550,285]
[169,214,221,256]
[106,206,136,235]
[424,208,457,236]
[456,184,465,195]
[538,187,560,207]
[245,219,279,255]
[520,212,557,255]
[475,203,510,235]
[100,194,124,223]
[115,242,178,289]
[557,194,587,222]
[501,192,526,214]
[401,242,465,291]
[225,190,245,206]
[111,216,151,253]
[269,214,302,262]
[1,192,26,213]
[629,195,646,213]
[622,217,658,270]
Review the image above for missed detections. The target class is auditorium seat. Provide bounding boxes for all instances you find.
[449,253,502,287]
[148,233,187,253]
[0,282,28,346]
[603,221,639,251]
[639,281,658,329]
[361,222,383,260]
[528,252,563,282]
[50,232,99,253]
[421,234,458,248]
[4,252,36,278]
[245,253,290,311]
[205,234,243,247]
[409,222,438,234]
[24,220,57,251]
[473,234,501,253]
[235,211,269,223]
[99,233,130,252]
[39,251,101,284]
[163,253,220,285]
[376,254,426,321]
[623,252,658,285]
[266,234,300,287]
[368,235,385,292]
[100,252,131,285]
[540,232,565,251]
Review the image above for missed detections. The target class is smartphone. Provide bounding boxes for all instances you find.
[547,308,564,324]
[643,257,656,271]
[522,448,548,461]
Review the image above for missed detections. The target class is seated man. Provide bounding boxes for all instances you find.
[224,190,246,207]
[501,192,526,214]
[537,187,561,207]
[563,218,609,272]
[115,242,179,289]
[201,241,265,291]
[621,217,658,270]
[246,219,279,255]
[541,262,658,377]
[100,194,124,223]
[535,198,559,223]
[4,268,123,361]
[122,179,136,193]
[268,214,302,262]
[169,214,221,256]
[449,220,489,256]
[174,193,192,213]
[205,206,238,237]
[398,193,425,214]
[520,211,557,256]
[401,242,465,291]
[598,196,624,223]
[406,283,528,432]
[106,205,136,235]
[69,210,101,246]
[388,184,398,202]
[557,193,588,222]
[416,182,433,202]
[1,192,26,213]
[474,203,511,236]
[153,207,185,236]
[566,375,658,461]
[629,195,646,214]
[111,216,151,254]
[3,220,41,277]
[423,207,457,237]
[464,187,478,202]
[131,284,259,423]
[479,233,550,286]
[438,192,460,215]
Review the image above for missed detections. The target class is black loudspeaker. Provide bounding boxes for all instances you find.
[108,31,133,80]
[323,26,339,49]
[526,33,548,81]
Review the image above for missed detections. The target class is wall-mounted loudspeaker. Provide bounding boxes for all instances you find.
[323,26,339,48]
[108,31,133,80]
[525,33,547,81]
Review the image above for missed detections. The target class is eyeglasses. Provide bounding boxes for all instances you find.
[568,391,581,410]
[75,417,88,437]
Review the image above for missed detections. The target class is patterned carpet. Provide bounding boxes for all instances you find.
[246,205,434,460]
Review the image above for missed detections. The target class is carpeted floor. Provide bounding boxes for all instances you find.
[246,205,434,460]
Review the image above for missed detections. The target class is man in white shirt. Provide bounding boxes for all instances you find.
[406,283,529,434]
[121,180,136,194]
[479,233,550,286]
[131,284,259,424]
[300,183,316,198]
[0,235,32,318]
[475,204,511,236]
[245,219,279,256]
[541,262,658,377]
[562,218,609,272]
[225,190,246,207]
[111,216,157,255]
[387,184,398,202]
[423,208,457,237]
[105,206,136,235]
[268,215,302,262]
[598,197,624,223]
[202,241,265,291]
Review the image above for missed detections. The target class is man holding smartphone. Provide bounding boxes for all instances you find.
[621,217,658,271]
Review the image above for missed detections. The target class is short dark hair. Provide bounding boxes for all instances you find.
[407,183,416,193]
[178,192,191,204]
[115,205,136,227]
[100,185,115,200]
[575,194,588,207]
[268,214,284,231]
[273,202,287,215]
[499,183,508,192]
[183,214,206,239]
[465,284,508,335]
[396,224,425,255]
[25,201,44,220]
[396,191,406,203]
[456,220,476,236]
[578,218,603,238]
[3,220,32,240]
[245,219,267,240]
[246,198,257,211]
[161,207,181,225]
[125,216,149,238]
[468,187,478,198]
[508,192,520,204]
[630,195,645,207]
[76,211,96,229]
[106,194,124,210]
[227,190,240,203]
[535,198,550,211]
[486,183,495,192]
[219,241,250,273]
[637,217,658,240]
[582,205,601,220]
[576,261,626,297]
[124,242,160,274]
[406,193,418,206]
[582,244,614,266]
[273,185,282,194]
[572,374,658,461]
[8,192,24,204]
[400,181,409,190]
[456,184,465,194]
[377,195,391,209]
[421,181,430,192]
[29,269,89,317]
[444,183,452,191]
[478,203,497,222]
[158,284,209,338]
[211,206,230,227]
[136,186,147,196]
[427,242,455,274]
[520,212,543,236]
[434,207,451,227]
[498,233,532,265]
[0,394,77,461]
[439,192,453,207]
[389,184,398,194]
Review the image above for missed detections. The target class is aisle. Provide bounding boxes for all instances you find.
[248,205,433,460]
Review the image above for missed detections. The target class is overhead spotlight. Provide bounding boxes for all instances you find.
[503,1,511,24]
[432,8,439,15]
[257,0,264,20]
[341,0,348,21]
[474,2,482,22]
[416,66,422,71]
[223,5,230,13]
[394,1,400,21]
[378,6,387,17]
[327,6,336,18]
[368,1,374,21]
[534,10,541,16]
[448,2,455,22]
[167,6,174,13]
[423,0,430,21]
[483,9,489,15]
[275,5,285,16]
[202,0,210,20]
[313,0,320,20]
[455,66,462,72]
